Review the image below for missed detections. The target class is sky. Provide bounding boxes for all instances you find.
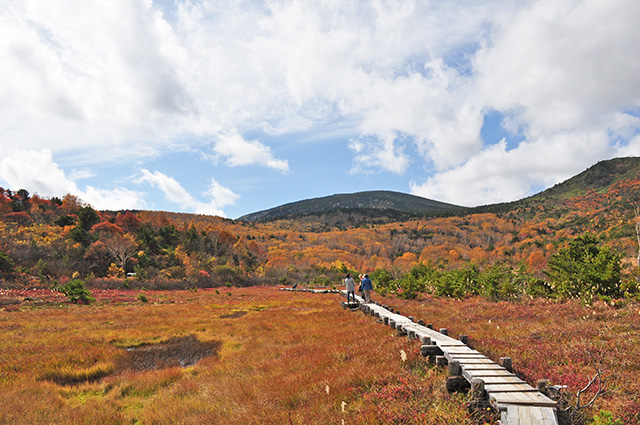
[1,0,640,219]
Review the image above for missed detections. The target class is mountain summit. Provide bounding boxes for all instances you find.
[238,190,466,222]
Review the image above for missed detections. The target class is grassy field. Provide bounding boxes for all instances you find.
[0,287,638,424]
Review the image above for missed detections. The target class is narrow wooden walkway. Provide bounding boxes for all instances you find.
[344,293,559,425]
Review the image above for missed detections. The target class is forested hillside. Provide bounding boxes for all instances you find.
[1,157,640,301]
[238,190,467,224]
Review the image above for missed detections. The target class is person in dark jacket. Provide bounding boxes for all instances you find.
[361,274,373,302]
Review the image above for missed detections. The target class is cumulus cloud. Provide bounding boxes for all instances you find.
[417,0,640,205]
[0,0,191,155]
[0,0,509,166]
[411,130,615,206]
[475,0,640,136]
[0,149,143,210]
[350,132,410,175]
[135,169,238,216]
[2,0,640,211]
[212,132,289,172]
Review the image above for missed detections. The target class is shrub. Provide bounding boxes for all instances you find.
[590,410,622,425]
[395,264,440,299]
[370,268,397,296]
[433,264,480,299]
[0,251,15,275]
[545,234,622,299]
[477,262,520,301]
[58,278,95,304]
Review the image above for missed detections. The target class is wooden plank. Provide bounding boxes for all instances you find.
[500,409,510,425]
[490,391,557,408]
[505,405,522,425]
[485,383,537,393]
[502,405,559,425]
[409,329,466,346]
[445,352,487,362]
[441,346,482,355]
[455,358,494,364]
[464,369,517,381]
[343,296,560,425]
[461,363,507,371]
[541,407,559,425]
[519,405,530,425]
[475,375,526,385]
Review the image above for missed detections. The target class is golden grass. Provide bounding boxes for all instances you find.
[0,287,469,424]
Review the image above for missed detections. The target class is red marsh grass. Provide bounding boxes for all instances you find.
[0,287,470,424]
[378,293,640,424]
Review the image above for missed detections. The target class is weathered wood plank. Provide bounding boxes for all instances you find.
[455,358,495,365]
[491,391,557,408]
[461,363,507,371]
[463,369,517,381]
[475,375,526,385]
[502,405,559,425]
[445,352,487,362]
[442,346,482,355]
[484,383,537,393]
[541,407,559,425]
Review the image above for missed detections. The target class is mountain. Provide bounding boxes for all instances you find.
[470,156,640,215]
[238,190,467,223]
[239,157,640,225]
[536,156,640,199]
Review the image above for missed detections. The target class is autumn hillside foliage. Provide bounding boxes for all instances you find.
[1,157,640,302]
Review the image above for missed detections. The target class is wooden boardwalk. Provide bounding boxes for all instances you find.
[347,294,559,425]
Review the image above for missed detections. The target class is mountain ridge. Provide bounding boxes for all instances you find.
[237,190,468,222]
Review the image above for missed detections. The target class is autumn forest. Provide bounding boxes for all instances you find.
[2,158,640,302]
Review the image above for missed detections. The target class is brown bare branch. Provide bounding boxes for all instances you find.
[566,367,608,420]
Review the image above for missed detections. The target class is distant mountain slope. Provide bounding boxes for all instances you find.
[470,156,640,215]
[536,156,640,199]
[238,190,467,222]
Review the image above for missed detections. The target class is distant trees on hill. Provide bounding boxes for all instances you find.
[0,184,639,301]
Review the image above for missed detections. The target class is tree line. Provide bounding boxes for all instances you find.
[1,186,639,302]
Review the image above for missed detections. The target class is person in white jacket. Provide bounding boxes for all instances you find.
[344,273,356,303]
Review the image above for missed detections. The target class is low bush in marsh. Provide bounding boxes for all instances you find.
[56,278,95,304]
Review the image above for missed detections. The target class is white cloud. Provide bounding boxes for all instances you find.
[0,0,510,168]
[0,148,143,210]
[202,179,240,213]
[474,0,640,136]
[411,0,640,205]
[0,0,191,157]
[411,130,615,206]
[212,132,289,173]
[134,169,237,216]
[0,148,77,195]
[2,0,640,212]
[82,186,146,211]
[350,132,410,175]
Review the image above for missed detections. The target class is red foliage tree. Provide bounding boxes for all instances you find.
[114,211,142,234]
[5,211,34,225]
[90,221,124,237]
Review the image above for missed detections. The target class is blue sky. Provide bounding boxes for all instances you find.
[1,0,640,219]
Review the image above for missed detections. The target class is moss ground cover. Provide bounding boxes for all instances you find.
[0,287,470,424]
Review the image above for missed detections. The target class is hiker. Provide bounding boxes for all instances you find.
[358,274,364,298]
[361,274,373,303]
[344,274,356,303]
